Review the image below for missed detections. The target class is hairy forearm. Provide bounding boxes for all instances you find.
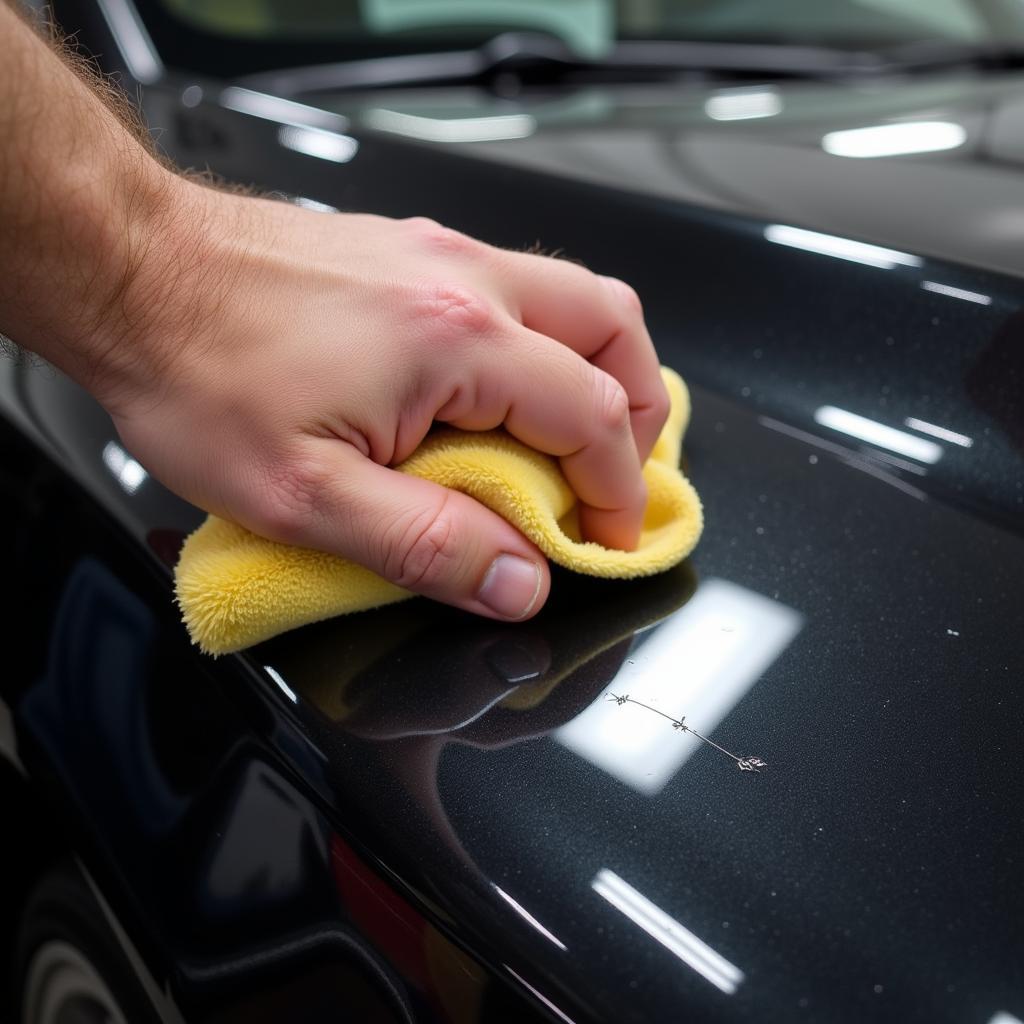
[0,4,666,610]
[0,3,184,396]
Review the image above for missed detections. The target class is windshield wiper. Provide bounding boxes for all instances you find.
[235,32,891,98]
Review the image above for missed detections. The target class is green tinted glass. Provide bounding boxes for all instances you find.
[159,0,1005,49]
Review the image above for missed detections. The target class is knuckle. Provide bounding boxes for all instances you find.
[618,458,647,512]
[594,373,632,434]
[415,281,497,344]
[624,478,648,517]
[385,496,461,591]
[620,283,644,315]
[254,457,327,543]
[403,216,440,232]
[604,276,643,315]
[635,474,649,508]
[651,381,671,428]
[406,217,478,257]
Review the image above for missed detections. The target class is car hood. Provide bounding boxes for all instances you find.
[5,62,1023,1024]
[307,68,1024,280]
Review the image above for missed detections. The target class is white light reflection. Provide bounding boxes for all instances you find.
[503,967,577,1024]
[705,88,782,121]
[921,280,991,305]
[764,224,922,270]
[264,665,297,703]
[101,442,147,494]
[557,579,802,795]
[364,108,536,143]
[814,406,943,464]
[822,121,966,158]
[989,1014,1024,1024]
[278,125,358,164]
[593,870,743,995]
[493,885,567,951]
[95,0,163,84]
[904,416,973,447]
[292,196,339,214]
[220,87,349,133]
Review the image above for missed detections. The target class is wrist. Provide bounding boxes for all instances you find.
[91,171,284,419]
[74,163,201,412]
[0,137,191,407]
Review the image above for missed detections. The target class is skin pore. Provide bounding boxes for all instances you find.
[0,2,669,622]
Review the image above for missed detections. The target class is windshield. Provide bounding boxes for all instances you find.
[157,0,1017,52]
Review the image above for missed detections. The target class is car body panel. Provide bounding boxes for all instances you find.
[3,5,1024,1022]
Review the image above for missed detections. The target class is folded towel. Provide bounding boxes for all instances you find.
[175,367,703,654]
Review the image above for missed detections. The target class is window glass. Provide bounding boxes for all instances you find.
[156,0,1006,48]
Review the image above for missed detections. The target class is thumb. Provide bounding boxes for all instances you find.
[273,444,551,621]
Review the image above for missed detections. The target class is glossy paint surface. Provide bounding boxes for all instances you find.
[4,14,1024,1023]
[255,381,1024,1024]
[321,71,1024,279]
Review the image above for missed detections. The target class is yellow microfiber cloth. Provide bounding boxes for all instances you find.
[175,366,703,655]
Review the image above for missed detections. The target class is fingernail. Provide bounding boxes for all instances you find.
[477,555,542,620]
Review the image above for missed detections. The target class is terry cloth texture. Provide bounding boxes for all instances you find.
[175,367,703,655]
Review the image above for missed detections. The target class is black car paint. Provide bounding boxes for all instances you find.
[2,4,1023,1022]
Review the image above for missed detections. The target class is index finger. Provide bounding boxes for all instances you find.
[496,250,670,464]
[438,327,647,551]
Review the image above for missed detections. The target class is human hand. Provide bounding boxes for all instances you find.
[103,179,669,621]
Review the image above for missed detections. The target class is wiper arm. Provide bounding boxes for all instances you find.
[582,38,886,75]
[235,32,889,98]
